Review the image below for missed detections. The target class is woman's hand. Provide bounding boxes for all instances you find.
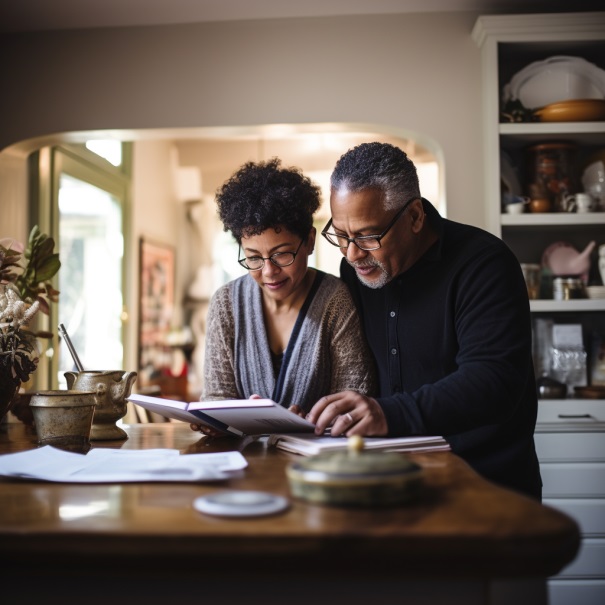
[189,394,264,437]
[189,423,230,438]
[287,404,305,418]
[307,391,388,437]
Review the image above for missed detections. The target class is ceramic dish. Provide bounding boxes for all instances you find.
[586,286,605,299]
[503,56,605,109]
[534,99,605,122]
[574,386,605,399]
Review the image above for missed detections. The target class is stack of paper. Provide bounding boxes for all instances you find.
[267,433,450,456]
[0,446,248,483]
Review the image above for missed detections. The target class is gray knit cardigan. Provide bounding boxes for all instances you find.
[202,270,376,412]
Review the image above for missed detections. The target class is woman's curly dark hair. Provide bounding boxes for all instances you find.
[216,158,321,242]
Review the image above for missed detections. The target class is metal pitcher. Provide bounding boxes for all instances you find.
[65,370,137,440]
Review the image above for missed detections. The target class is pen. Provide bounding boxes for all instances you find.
[58,323,84,372]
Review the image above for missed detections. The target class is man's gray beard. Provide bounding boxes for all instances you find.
[349,259,391,289]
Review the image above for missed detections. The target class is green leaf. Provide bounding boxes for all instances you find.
[34,238,54,263]
[34,254,61,282]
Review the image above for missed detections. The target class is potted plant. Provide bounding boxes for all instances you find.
[0,226,60,421]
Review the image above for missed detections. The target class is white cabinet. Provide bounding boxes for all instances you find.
[473,12,605,605]
[535,403,605,605]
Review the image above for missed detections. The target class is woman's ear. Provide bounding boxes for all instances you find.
[307,226,317,254]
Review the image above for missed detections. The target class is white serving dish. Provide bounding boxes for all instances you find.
[586,286,605,299]
[503,56,605,109]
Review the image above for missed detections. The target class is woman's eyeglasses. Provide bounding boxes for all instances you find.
[238,239,304,271]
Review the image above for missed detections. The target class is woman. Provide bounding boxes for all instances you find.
[191,158,375,434]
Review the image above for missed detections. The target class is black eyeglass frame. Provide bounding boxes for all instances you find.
[321,196,418,251]
[238,238,305,271]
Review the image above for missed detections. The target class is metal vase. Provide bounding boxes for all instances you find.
[64,370,137,441]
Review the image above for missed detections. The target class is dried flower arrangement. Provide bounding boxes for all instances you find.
[0,226,60,404]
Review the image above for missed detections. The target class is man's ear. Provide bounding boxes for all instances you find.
[408,199,426,234]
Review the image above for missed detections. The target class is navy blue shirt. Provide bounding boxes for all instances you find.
[341,199,542,499]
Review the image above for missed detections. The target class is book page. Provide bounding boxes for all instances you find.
[197,404,314,435]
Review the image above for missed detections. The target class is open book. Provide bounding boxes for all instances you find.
[127,394,315,436]
[267,433,451,456]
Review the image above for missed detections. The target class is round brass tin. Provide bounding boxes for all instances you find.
[286,436,423,507]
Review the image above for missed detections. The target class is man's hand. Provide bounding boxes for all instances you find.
[307,391,388,437]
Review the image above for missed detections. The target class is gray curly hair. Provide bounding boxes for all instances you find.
[330,142,421,211]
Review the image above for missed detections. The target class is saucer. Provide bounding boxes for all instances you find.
[193,490,290,517]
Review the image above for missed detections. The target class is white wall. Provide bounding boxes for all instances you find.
[127,140,185,372]
[0,11,483,226]
[0,11,485,389]
[0,153,28,243]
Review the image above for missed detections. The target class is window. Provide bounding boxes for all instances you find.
[30,143,131,388]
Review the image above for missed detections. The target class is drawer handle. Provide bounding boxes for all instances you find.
[557,414,592,419]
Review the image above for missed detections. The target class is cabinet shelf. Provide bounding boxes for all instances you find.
[500,122,605,148]
[501,212,605,226]
[531,299,605,312]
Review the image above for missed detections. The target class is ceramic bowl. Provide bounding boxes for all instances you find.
[586,286,605,299]
[537,376,567,399]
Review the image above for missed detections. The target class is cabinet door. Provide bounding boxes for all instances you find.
[545,499,605,536]
[541,462,605,498]
[556,539,605,578]
[537,400,605,424]
[535,431,605,462]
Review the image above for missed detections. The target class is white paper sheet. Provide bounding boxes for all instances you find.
[0,446,248,483]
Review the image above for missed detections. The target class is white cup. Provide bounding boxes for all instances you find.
[505,202,525,214]
[564,192,595,213]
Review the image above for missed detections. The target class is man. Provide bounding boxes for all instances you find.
[308,142,542,500]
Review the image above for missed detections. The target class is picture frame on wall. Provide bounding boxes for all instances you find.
[138,237,176,390]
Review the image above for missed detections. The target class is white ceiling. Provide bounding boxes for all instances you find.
[0,0,592,33]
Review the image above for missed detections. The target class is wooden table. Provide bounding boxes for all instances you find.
[0,422,579,605]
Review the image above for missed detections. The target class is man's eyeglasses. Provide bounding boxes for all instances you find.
[238,238,304,271]
[321,197,418,251]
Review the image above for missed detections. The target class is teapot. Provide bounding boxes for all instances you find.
[542,240,596,282]
[65,370,137,440]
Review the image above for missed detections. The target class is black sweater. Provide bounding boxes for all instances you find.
[342,199,542,499]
